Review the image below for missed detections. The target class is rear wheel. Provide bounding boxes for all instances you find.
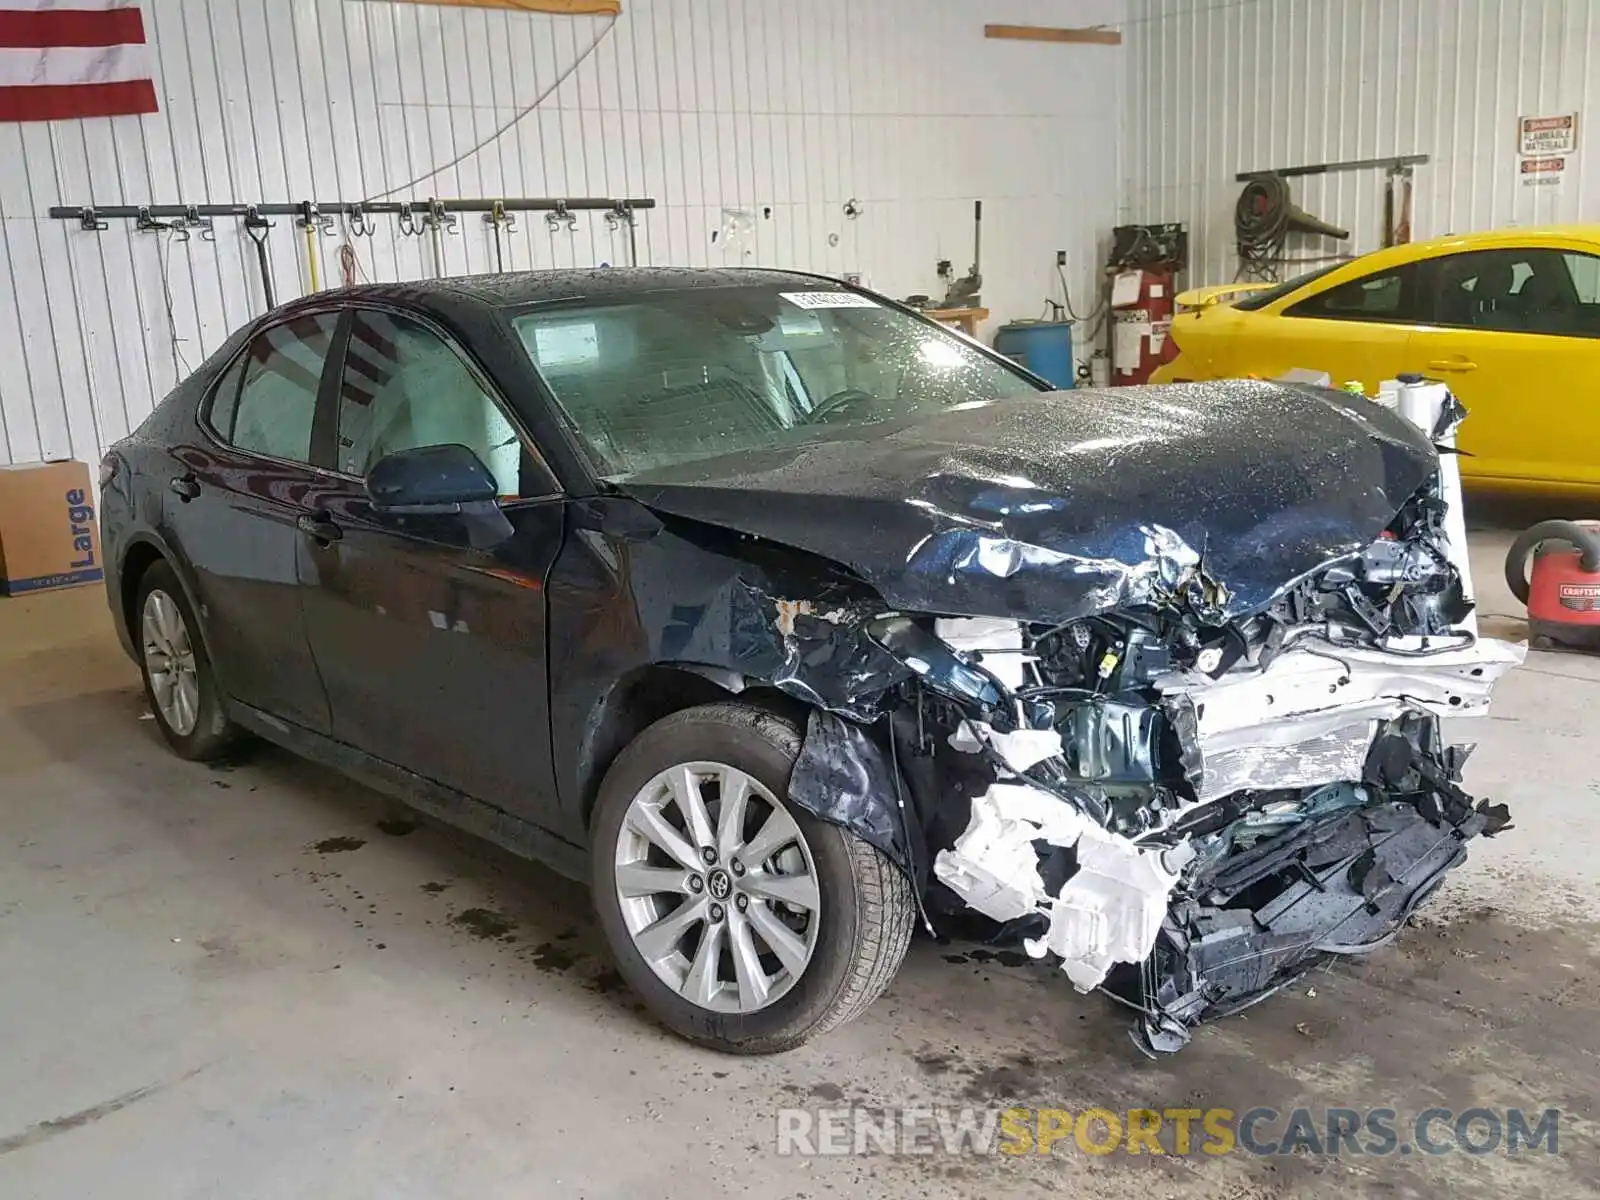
[135,561,239,761]
[590,702,914,1053]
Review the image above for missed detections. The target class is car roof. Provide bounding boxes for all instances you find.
[276,266,851,319]
[1343,224,1600,272]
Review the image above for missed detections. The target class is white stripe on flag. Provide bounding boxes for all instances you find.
[0,1,140,12]
[0,43,151,88]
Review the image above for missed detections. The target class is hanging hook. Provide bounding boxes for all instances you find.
[137,205,185,239]
[184,205,216,242]
[426,197,458,236]
[397,202,419,237]
[546,200,578,233]
[347,204,373,237]
[77,206,108,232]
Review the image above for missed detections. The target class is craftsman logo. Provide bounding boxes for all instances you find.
[1558,583,1600,612]
[65,487,96,570]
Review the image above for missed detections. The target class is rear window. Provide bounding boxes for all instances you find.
[1232,263,1346,311]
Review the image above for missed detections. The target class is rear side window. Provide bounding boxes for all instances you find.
[1431,248,1600,337]
[1285,262,1431,323]
[210,313,340,462]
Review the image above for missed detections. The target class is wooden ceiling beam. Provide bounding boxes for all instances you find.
[374,0,621,14]
[984,23,1121,46]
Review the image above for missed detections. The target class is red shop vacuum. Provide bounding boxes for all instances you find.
[1505,520,1600,651]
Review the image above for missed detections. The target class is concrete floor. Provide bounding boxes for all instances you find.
[2,529,1597,1199]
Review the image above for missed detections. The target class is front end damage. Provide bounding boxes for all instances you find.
[616,379,1522,1052]
[772,390,1521,1053]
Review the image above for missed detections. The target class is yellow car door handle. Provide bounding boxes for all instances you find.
[1425,358,1478,372]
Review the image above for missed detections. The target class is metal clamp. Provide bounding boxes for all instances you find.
[184,205,216,242]
[546,200,578,233]
[485,200,518,234]
[243,205,274,240]
[298,201,336,236]
[426,197,459,235]
[605,201,635,231]
[137,206,187,241]
[77,206,109,232]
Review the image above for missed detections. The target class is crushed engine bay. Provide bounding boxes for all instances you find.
[614,378,1523,1052]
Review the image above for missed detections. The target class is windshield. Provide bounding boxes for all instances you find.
[1231,262,1345,310]
[508,286,1042,478]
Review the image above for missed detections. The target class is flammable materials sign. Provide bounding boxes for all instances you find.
[1518,113,1578,156]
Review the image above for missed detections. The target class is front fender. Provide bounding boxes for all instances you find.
[789,709,923,886]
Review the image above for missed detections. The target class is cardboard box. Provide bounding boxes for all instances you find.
[0,460,104,596]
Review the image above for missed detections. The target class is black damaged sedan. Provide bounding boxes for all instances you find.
[100,268,1518,1055]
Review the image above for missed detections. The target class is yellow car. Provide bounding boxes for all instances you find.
[1153,225,1600,493]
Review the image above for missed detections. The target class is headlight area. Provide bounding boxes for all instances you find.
[854,532,1523,1053]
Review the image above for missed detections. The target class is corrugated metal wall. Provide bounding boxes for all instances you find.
[0,0,1125,468]
[1124,0,1597,287]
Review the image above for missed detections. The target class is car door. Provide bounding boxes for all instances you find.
[1403,246,1600,489]
[1252,260,1435,388]
[163,310,341,733]
[297,305,570,830]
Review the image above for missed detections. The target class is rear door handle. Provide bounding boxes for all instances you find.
[1425,358,1478,373]
[169,474,200,501]
[296,511,343,544]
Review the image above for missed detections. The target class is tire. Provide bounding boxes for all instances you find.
[590,701,915,1053]
[134,560,240,761]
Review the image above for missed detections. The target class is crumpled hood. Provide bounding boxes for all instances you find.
[613,380,1440,623]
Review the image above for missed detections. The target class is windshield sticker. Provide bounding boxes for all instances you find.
[531,321,600,367]
[777,311,826,336]
[780,291,880,310]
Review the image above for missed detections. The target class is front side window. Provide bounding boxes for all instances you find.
[335,310,527,496]
[1285,262,1429,323]
[509,287,1042,478]
[213,313,340,462]
[1431,248,1600,337]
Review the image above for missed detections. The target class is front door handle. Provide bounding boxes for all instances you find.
[169,473,200,501]
[296,511,343,544]
[1425,358,1478,373]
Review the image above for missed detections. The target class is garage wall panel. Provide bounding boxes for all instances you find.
[0,0,1124,467]
[1124,0,1596,288]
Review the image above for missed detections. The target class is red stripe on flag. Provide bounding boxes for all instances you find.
[0,79,157,121]
[0,8,147,49]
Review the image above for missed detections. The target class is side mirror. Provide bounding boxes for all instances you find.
[366,444,513,549]
[367,443,498,512]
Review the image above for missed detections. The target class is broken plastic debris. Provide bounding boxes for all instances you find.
[934,783,1178,989]
[948,720,1063,774]
[1023,830,1179,991]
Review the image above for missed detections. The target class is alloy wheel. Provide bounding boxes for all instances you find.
[141,589,200,737]
[614,760,821,1014]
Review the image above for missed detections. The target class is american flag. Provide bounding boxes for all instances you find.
[0,1,157,123]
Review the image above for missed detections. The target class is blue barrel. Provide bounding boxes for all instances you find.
[993,320,1075,389]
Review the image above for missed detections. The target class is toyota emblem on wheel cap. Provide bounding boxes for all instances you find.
[707,869,732,900]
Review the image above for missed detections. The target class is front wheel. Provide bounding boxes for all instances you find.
[589,702,915,1053]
